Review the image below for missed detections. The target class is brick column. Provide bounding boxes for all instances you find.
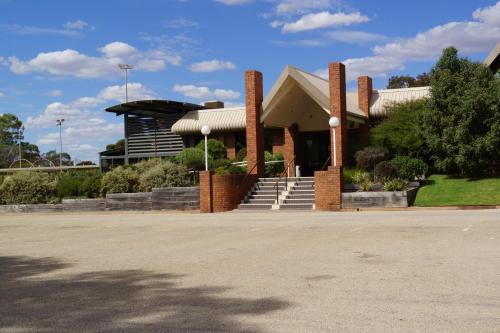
[329,63,347,167]
[199,171,213,213]
[283,124,298,177]
[272,130,284,155]
[315,166,343,211]
[245,70,265,177]
[358,76,372,146]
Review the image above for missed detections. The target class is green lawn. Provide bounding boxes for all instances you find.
[414,174,500,206]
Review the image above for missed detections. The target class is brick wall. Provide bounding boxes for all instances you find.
[272,130,284,155]
[199,171,257,213]
[245,70,265,176]
[314,166,343,211]
[357,76,372,146]
[328,63,347,167]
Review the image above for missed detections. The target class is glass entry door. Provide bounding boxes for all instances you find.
[298,131,330,176]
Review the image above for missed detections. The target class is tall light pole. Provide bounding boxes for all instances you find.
[329,117,340,167]
[118,64,133,103]
[56,119,65,168]
[119,64,133,165]
[18,126,24,168]
[201,125,211,171]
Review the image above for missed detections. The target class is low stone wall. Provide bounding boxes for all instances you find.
[105,192,153,211]
[342,188,419,208]
[62,199,106,211]
[0,204,63,213]
[152,187,199,210]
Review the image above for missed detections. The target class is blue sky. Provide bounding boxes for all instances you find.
[0,0,499,162]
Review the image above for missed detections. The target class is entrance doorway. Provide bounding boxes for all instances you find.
[297,131,330,176]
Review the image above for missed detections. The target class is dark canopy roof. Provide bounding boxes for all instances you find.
[105,100,204,117]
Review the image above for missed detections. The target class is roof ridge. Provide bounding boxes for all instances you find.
[374,86,430,93]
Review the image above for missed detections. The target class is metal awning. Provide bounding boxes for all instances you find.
[172,107,247,134]
[105,100,203,117]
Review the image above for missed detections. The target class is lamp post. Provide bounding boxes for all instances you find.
[56,119,65,168]
[201,125,211,171]
[18,126,24,168]
[329,117,340,167]
[118,64,133,103]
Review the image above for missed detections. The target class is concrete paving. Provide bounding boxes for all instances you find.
[0,209,499,332]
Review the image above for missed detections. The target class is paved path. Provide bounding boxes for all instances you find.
[0,209,499,332]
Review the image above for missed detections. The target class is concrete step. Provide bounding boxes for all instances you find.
[289,190,315,195]
[247,195,277,200]
[258,177,314,182]
[283,199,315,204]
[251,190,283,196]
[244,199,276,204]
[287,194,315,199]
[279,203,313,210]
[238,203,273,210]
[254,185,286,190]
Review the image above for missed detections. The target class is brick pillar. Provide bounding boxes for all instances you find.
[225,133,236,159]
[283,124,298,177]
[199,171,213,213]
[314,166,343,211]
[329,62,347,168]
[245,70,265,176]
[358,76,372,146]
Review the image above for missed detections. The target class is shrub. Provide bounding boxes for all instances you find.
[56,174,83,198]
[374,161,397,181]
[343,168,359,184]
[383,178,408,191]
[135,158,163,174]
[0,172,56,204]
[390,156,428,180]
[235,148,247,162]
[358,179,373,192]
[101,166,139,195]
[176,148,206,170]
[210,158,232,170]
[196,139,227,160]
[214,165,247,175]
[355,147,387,170]
[352,170,370,184]
[265,151,285,177]
[81,174,102,198]
[138,160,189,191]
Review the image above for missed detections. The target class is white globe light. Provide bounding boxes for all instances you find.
[201,125,211,136]
[329,117,340,128]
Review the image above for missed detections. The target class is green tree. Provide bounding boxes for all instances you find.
[106,139,125,151]
[422,47,500,176]
[195,139,227,160]
[387,73,430,89]
[43,150,72,166]
[0,114,22,145]
[370,99,429,158]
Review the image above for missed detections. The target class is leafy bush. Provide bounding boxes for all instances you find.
[0,172,56,204]
[235,148,247,162]
[196,139,227,160]
[352,170,370,184]
[343,168,360,184]
[210,158,232,170]
[383,178,408,191]
[265,151,285,177]
[135,158,163,174]
[390,156,428,181]
[358,179,373,192]
[138,160,189,191]
[175,148,206,170]
[56,174,83,198]
[370,100,429,158]
[81,174,102,198]
[101,166,139,195]
[214,165,247,175]
[374,161,397,181]
[355,147,387,170]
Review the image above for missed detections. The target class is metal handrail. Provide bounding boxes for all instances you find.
[320,155,331,171]
[274,155,296,205]
[239,161,259,190]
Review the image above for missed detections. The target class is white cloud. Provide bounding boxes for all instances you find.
[46,90,63,97]
[316,1,500,81]
[164,18,199,29]
[189,59,236,72]
[8,41,181,78]
[282,11,369,33]
[63,20,93,31]
[97,83,155,103]
[0,91,4,98]
[0,24,83,37]
[276,0,331,15]
[214,0,253,5]
[173,84,240,100]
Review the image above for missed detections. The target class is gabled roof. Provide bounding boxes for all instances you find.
[261,65,365,121]
[370,86,430,118]
[485,42,500,72]
[171,107,246,134]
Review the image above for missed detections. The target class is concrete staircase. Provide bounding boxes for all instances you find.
[238,177,315,210]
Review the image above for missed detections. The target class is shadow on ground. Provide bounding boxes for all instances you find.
[0,256,289,332]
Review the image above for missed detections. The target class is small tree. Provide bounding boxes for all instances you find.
[422,47,500,176]
[195,139,227,160]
